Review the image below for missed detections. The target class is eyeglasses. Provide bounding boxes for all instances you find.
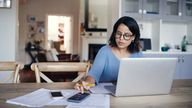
[115,31,133,40]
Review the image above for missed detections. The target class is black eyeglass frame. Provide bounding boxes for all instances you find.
[115,31,133,40]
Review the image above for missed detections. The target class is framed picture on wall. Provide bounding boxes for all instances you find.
[0,0,11,8]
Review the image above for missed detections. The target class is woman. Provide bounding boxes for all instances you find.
[76,16,143,93]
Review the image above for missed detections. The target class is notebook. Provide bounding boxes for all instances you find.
[105,58,177,97]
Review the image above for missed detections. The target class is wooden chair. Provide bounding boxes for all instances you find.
[0,62,24,83]
[31,62,91,83]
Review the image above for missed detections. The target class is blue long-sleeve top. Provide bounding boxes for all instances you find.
[88,45,143,84]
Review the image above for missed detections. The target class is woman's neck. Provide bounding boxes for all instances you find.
[112,47,130,59]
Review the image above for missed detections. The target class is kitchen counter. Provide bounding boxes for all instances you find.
[142,51,192,79]
[143,51,192,55]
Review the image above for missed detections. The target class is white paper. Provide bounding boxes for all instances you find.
[66,94,110,108]
[6,88,110,108]
[90,83,113,94]
[48,91,110,108]
[47,90,79,106]
[6,88,54,107]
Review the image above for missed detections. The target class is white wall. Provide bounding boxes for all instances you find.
[137,20,152,38]
[151,20,161,51]
[0,0,19,61]
[0,0,19,83]
[107,0,121,39]
[160,22,187,48]
[138,21,187,51]
[187,23,192,43]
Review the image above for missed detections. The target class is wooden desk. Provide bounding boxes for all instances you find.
[0,80,192,108]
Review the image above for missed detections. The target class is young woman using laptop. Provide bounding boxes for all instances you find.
[75,16,143,93]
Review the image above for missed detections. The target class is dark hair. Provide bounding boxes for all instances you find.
[109,16,141,53]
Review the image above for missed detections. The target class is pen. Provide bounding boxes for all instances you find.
[78,83,95,93]
[79,83,95,87]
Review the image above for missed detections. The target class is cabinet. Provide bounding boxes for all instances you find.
[162,0,192,21]
[108,0,192,52]
[162,0,183,21]
[143,52,192,79]
[121,0,192,21]
[179,55,192,79]
[183,0,192,20]
[121,0,162,19]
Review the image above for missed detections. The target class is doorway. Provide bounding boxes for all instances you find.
[46,15,73,53]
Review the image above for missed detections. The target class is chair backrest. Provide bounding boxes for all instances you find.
[0,62,24,83]
[31,62,91,83]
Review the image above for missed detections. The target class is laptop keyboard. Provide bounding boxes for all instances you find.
[104,85,116,94]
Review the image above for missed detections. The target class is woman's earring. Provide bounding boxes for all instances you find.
[132,39,134,42]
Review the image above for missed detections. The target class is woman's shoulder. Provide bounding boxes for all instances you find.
[96,45,114,57]
[99,45,111,52]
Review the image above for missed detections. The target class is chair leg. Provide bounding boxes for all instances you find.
[34,65,41,83]
[72,72,85,83]
[13,64,20,83]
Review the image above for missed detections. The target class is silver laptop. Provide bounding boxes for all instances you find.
[105,58,177,97]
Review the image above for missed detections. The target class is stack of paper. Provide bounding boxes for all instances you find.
[6,88,110,108]
[6,88,53,107]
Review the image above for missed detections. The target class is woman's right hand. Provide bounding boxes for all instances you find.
[74,76,96,93]
[74,81,89,93]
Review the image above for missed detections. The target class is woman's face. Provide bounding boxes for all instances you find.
[115,24,135,50]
